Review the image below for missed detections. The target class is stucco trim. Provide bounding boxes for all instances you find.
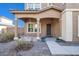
[78,15,79,36]
[63,9,79,13]
[66,11,73,41]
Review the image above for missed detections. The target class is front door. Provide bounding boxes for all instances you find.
[46,24,51,37]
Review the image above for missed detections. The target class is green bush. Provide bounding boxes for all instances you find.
[0,32,14,43]
[15,40,33,51]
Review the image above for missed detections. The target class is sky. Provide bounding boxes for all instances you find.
[0,3,24,28]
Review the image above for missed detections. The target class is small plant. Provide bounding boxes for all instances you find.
[41,37,45,42]
[15,39,33,52]
[0,32,14,43]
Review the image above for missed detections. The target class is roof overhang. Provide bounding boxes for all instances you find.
[10,6,63,19]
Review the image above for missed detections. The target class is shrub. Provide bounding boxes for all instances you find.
[41,37,45,42]
[15,40,33,52]
[0,32,14,43]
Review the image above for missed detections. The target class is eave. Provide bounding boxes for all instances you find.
[10,5,63,14]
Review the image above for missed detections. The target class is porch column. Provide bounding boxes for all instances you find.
[36,18,40,40]
[14,16,19,40]
[61,10,73,41]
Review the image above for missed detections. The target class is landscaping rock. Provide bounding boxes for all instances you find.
[0,41,51,56]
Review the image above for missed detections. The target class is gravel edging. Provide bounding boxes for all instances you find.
[0,41,51,56]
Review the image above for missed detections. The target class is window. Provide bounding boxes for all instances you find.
[35,3,40,10]
[27,22,41,33]
[27,3,41,10]
[28,23,33,32]
[48,3,53,6]
[28,3,34,10]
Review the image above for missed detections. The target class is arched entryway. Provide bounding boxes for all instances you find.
[40,18,61,38]
[18,17,61,39]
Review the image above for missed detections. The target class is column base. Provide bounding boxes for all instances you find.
[58,36,62,39]
[36,37,40,41]
[14,37,19,40]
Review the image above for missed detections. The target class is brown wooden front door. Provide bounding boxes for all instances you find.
[46,24,51,37]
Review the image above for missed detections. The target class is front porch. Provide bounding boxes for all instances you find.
[16,18,61,41]
[10,7,62,41]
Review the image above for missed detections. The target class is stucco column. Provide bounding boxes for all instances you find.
[36,18,40,40]
[61,10,73,41]
[24,21,26,35]
[58,16,62,39]
[14,16,19,40]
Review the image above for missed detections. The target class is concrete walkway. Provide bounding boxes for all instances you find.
[46,38,79,56]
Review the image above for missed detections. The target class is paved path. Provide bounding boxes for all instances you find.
[46,38,79,56]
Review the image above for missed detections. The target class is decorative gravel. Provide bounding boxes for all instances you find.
[0,41,51,56]
[0,41,17,56]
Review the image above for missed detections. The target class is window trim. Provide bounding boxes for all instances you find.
[26,22,41,33]
[40,3,41,9]
[28,23,33,32]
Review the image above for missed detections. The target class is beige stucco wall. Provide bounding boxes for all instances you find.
[15,8,61,19]
[23,18,61,38]
[72,11,79,42]
[65,3,79,9]
[39,9,61,18]
[62,10,79,42]
[41,3,48,9]
[51,19,61,37]
[41,3,64,9]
